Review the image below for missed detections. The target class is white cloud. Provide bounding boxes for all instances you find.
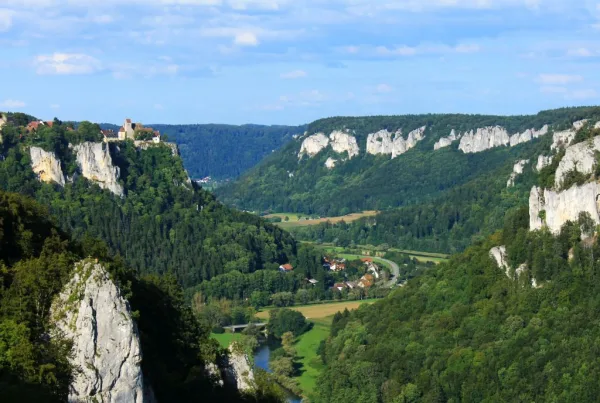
[35,53,101,75]
[0,9,13,32]
[373,43,480,57]
[376,45,417,56]
[234,32,259,46]
[540,86,568,94]
[0,99,26,109]
[454,44,480,53]
[50,103,60,109]
[280,69,307,79]
[566,89,598,100]
[567,47,593,57]
[372,83,393,93]
[537,74,583,85]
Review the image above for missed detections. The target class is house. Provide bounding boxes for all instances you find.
[118,118,136,140]
[333,282,348,291]
[279,263,294,272]
[152,131,161,143]
[345,281,357,289]
[358,274,374,289]
[360,257,373,263]
[102,129,118,142]
[308,279,319,286]
[330,262,346,272]
[26,121,44,132]
[365,261,380,279]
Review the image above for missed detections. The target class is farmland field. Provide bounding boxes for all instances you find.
[264,210,378,229]
[256,299,376,320]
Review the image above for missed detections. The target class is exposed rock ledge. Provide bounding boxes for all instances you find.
[51,261,149,403]
[457,125,548,154]
[366,126,426,158]
[298,133,329,158]
[554,136,600,188]
[433,129,461,150]
[73,142,124,197]
[30,146,65,186]
[490,246,537,287]
[536,155,553,172]
[529,182,600,234]
[325,157,337,169]
[507,159,529,187]
[330,130,360,159]
[221,345,256,392]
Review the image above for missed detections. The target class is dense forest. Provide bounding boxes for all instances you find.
[218,107,600,253]
[314,204,600,402]
[0,190,284,402]
[0,117,320,294]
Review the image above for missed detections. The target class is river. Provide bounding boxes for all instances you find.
[254,344,303,403]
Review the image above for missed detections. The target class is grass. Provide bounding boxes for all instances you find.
[294,316,333,394]
[211,332,243,349]
[256,299,376,320]
[265,211,378,229]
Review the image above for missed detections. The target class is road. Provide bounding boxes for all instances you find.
[375,257,400,288]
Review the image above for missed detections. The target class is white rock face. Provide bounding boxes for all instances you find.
[536,155,554,172]
[554,136,600,188]
[222,345,255,392]
[458,126,511,153]
[434,129,461,150]
[490,246,509,271]
[73,142,124,197]
[366,130,394,155]
[329,130,360,159]
[134,141,179,156]
[573,119,589,130]
[529,183,600,234]
[595,122,600,129]
[509,125,549,147]
[507,159,529,187]
[392,126,426,158]
[298,133,329,158]
[51,261,147,403]
[551,129,577,150]
[29,147,65,186]
[325,157,337,169]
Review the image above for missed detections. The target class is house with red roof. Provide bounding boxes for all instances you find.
[279,263,294,272]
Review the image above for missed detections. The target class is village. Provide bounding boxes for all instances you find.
[278,255,382,292]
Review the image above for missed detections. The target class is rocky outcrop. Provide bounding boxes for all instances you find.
[454,125,549,153]
[458,126,511,153]
[392,126,426,158]
[29,147,66,186]
[325,157,337,169]
[509,125,549,147]
[536,155,554,172]
[554,136,600,188]
[73,142,124,197]
[529,183,600,234]
[329,130,360,159]
[51,261,147,403]
[490,246,532,285]
[222,345,255,392]
[595,122,600,129]
[434,129,461,150]
[366,130,395,155]
[551,129,577,150]
[134,141,179,156]
[574,119,589,130]
[507,159,529,187]
[299,133,329,158]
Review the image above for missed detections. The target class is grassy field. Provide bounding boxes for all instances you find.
[265,211,378,229]
[211,332,243,349]
[294,316,333,394]
[256,299,376,320]
[304,242,449,264]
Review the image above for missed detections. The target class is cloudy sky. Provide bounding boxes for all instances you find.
[1,0,600,125]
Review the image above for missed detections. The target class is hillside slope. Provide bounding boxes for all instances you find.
[314,122,600,402]
[0,117,319,292]
[218,107,600,252]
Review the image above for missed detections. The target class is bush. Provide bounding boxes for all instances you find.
[267,308,312,338]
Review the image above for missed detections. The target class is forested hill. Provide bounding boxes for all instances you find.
[0,116,321,293]
[98,122,306,180]
[314,120,600,401]
[217,106,600,253]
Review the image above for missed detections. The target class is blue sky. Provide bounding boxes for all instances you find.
[1,0,600,125]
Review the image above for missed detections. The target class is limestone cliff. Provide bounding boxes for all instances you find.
[73,142,124,197]
[529,183,600,234]
[329,130,360,159]
[51,261,148,403]
[366,129,395,155]
[221,345,255,392]
[29,146,66,186]
[509,125,549,147]
[365,126,426,158]
[392,126,426,158]
[458,126,511,153]
[434,129,461,150]
[507,159,529,187]
[298,133,329,158]
[325,157,337,169]
[490,246,531,284]
[536,155,553,172]
[134,140,179,156]
[549,119,587,151]
[554,136,600,188]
